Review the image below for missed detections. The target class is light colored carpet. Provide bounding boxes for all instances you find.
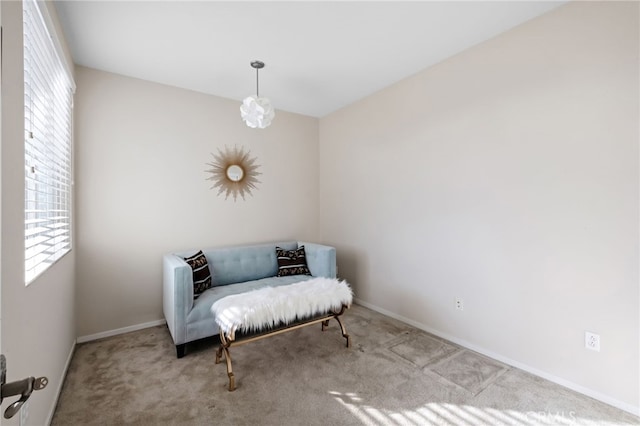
[52,305,638,425]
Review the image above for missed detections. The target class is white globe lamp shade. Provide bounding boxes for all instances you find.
[240,96,275,129]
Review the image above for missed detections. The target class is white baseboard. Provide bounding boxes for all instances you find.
[46,341,75,426]
[76,319,166,344]
[354,298,640,417]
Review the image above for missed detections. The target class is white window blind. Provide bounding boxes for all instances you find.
[23,0,75,284]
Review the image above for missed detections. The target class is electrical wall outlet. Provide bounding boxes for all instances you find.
[585,331,600,352]
[455,298,464,311]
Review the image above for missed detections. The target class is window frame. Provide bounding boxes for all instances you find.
[23,0,76,285]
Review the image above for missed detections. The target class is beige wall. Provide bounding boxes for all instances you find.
[319,1,638,412]
[1,1,76,425]
[74,66,319,337]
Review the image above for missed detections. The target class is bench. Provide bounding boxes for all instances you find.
[211,277,353,391]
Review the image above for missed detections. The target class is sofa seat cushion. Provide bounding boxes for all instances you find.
[186,274,313,324]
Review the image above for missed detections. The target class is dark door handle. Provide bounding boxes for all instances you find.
[0,355,49,419]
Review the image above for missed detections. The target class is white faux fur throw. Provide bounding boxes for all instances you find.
[211,277,353,336]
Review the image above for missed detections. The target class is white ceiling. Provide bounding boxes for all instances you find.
[54,1,566,118]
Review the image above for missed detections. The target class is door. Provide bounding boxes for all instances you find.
[0,7,47,424]
[1,1,5,422]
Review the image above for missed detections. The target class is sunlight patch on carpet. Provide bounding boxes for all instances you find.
[329,392,625,426]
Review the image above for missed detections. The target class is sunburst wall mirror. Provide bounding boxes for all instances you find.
[206,145,261,201]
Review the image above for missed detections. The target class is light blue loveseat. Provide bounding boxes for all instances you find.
[163,241,337,358]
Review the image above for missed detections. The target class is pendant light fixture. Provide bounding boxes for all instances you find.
[240,60,275,129]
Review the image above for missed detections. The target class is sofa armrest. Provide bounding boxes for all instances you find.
[163,254,194,346]
[300,242,336,278]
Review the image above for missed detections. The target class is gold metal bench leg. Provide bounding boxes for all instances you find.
[334,314,351,348]
[218,331,236,391]
[223,347,235,391]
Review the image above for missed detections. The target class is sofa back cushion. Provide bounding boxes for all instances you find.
[205,242,298,286]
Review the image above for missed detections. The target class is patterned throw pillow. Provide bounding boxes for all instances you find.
[183,250,213,298]
[276,245,311,277]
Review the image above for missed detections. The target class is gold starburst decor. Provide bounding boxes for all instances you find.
[206,145,261,201]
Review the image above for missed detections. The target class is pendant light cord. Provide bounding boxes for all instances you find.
[256,67,260,98]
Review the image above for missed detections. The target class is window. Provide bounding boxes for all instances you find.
[23,0,75,284]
